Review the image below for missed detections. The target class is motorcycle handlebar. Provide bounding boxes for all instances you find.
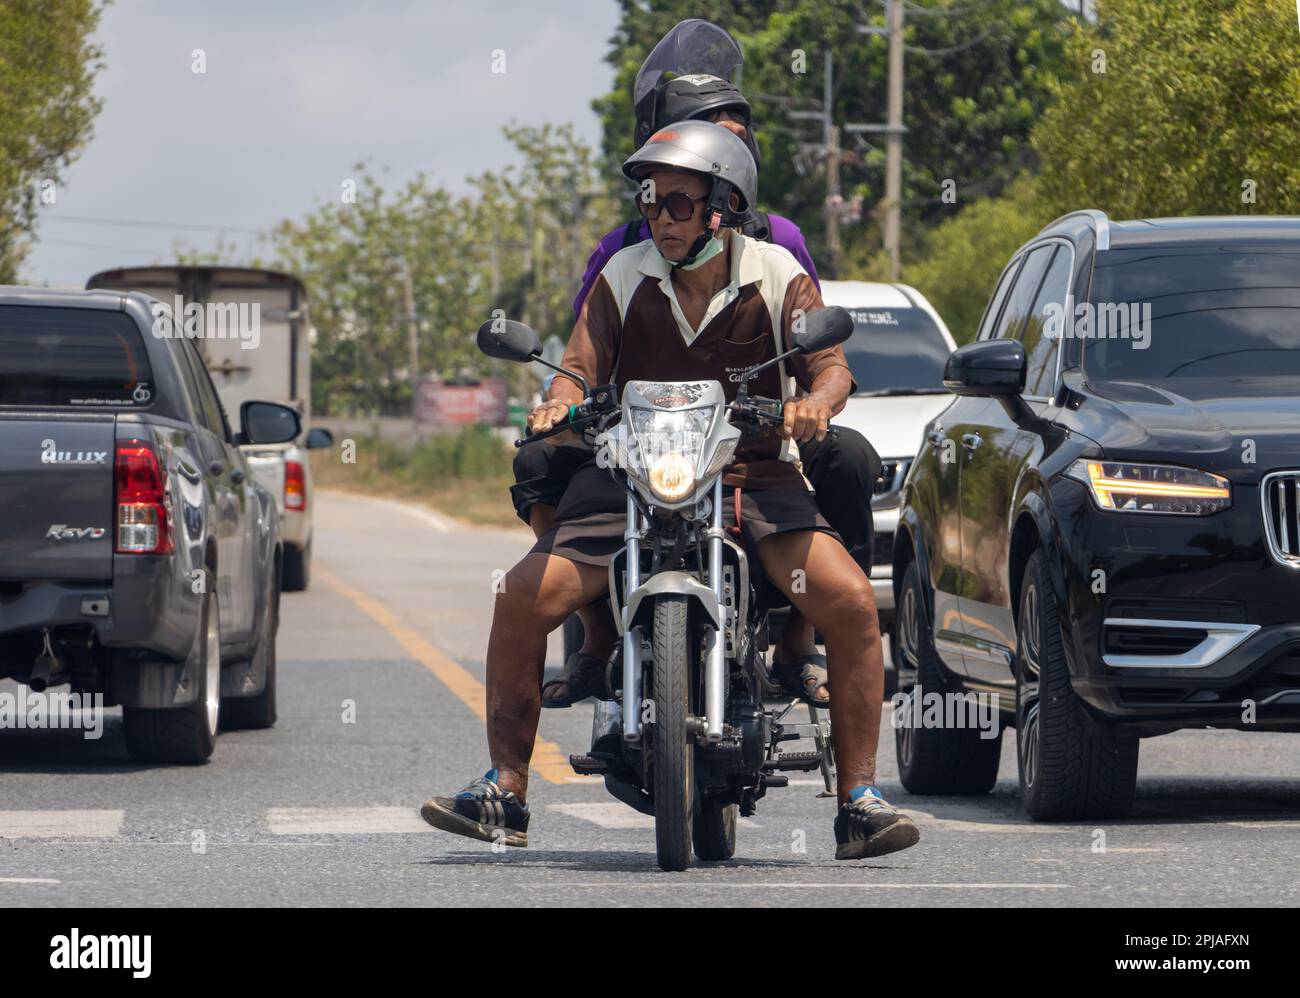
[515,386,620,448]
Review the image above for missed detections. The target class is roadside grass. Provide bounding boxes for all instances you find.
[312,427,522,529]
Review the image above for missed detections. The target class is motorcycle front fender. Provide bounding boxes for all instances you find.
[624,571,721,633]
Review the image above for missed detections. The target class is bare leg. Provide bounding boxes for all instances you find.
[528,505,618,660]
[773,608,827,701]
[485,552,608,804]
[756,530,883,804]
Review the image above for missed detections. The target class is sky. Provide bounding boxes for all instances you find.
[25,0,620,288]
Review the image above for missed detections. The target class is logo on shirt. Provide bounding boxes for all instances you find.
[725,363,761,383]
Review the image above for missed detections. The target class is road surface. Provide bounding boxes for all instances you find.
[2,491,1299,907]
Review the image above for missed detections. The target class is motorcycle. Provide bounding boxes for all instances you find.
[477,305,854,871]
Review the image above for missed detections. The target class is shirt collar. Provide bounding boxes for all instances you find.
[636,232,764,346]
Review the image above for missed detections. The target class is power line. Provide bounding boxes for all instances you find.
[875,0,1001,16]
[904,25,1000,56]
[38,213,265,235]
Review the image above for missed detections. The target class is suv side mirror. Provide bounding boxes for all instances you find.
[239,401,301,445]
[943,340,1026,397]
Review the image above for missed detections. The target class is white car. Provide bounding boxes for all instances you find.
[819,281,958,634]
[242,426,332,590]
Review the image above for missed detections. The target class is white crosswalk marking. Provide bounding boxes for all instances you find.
[550,802,654,829]
[549,802,760,830]
[266,806,430,835]
[0,810,124,839]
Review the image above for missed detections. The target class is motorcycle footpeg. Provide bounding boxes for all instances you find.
[568,754,611,775]
[764,775,789,788]
[763,750,824,772]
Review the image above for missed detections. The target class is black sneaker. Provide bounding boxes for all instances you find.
[834,785,920,859]
[420,769,529,847]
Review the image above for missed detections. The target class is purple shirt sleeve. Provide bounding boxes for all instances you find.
[766,213,820,290]
[573,222,648,320]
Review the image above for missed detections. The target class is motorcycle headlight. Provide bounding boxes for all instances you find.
[1066,459,1231,515]
[629,406,715,503]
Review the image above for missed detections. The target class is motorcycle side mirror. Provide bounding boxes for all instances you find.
[476,318,542,363]
[793,305,853,354]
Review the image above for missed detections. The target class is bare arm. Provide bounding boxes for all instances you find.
[783,364,851,443]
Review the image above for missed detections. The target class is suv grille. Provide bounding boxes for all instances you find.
[1262,471,1300,568]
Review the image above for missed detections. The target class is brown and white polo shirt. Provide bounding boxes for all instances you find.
[558,232,851,490]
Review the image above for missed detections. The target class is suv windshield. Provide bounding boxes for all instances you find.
[0,306,154,407]
[1084,246,1300,387]
[841,306,950,395]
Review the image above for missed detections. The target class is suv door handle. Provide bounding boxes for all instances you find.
[961,432,983,452]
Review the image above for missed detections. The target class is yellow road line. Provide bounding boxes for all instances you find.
[318,564,571,785]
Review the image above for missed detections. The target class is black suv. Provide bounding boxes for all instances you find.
[892,212,1300,819]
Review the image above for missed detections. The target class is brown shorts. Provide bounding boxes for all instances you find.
[530,461,840,568]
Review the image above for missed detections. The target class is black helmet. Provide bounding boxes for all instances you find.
[647,74,760,171]
[631,21,760,169]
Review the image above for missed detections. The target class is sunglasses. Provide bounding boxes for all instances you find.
[635,190,708,222]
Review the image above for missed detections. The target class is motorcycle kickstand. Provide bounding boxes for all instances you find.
[809,701,836,798]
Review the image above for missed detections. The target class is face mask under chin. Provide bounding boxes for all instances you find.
[664,232,724,271]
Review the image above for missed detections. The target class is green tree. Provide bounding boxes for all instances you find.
[271,126,613,417]
[594,0,1076,274]
[0,0,105,281]
[1033,0,1300,219]
[905,174,1048,344]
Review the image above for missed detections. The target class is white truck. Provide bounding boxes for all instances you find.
[86,266,333,590]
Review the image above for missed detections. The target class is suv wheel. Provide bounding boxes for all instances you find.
[894,560,1001,795]
[1016,548,1138,820]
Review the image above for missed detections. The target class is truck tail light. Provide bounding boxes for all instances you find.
[285,460,306,511]
[115,439,173,554]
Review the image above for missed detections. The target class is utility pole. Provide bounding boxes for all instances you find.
[883,0,905,280]
[822,52,842,277]
[849,5,907,281]
[400,259,420,444]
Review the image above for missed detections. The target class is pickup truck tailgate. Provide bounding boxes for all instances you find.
[0,418,116,581]
[243,447,286,515]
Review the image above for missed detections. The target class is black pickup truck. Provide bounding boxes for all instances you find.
[0,287,300,763]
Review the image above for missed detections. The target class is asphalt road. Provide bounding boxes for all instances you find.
[3,490,1300,907]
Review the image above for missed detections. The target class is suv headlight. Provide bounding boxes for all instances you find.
[629,406,714,503]
[1066,459,1231,515]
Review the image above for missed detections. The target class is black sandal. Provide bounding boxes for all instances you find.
[772,653,832,708]
[541,652,608,708]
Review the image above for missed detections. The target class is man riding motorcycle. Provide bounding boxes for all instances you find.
[420,121,919,860]
[512,19,881,710]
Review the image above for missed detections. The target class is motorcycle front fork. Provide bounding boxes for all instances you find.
[622,480,728,744]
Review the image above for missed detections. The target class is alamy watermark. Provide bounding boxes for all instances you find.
[1043,294,1151,350]
[0,684,104,739]
[891,684,1000,740]
[150,296,261,350]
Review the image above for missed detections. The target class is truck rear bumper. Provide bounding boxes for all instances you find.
[0,558,199,663]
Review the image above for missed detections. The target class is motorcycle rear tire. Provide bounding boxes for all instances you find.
[692,796,737,861]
